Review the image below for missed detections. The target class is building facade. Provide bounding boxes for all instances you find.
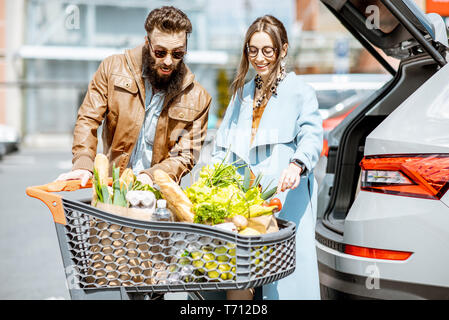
[0,0,437,146]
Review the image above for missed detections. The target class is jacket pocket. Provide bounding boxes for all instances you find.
[112,74,138,94]
[166,106,199,150]
[168,106,198,122]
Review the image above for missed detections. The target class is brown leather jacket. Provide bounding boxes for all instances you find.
[72,44,212,183]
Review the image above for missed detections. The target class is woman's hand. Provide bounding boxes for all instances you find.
[277,162,303,193]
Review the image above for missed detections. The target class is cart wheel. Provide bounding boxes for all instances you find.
[188,291,205,300]
[128,292,164,300]
[147,292,165,300]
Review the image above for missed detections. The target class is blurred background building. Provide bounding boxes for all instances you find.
[0,0,443,148]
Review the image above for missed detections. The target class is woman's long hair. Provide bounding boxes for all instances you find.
[230,15,289,102]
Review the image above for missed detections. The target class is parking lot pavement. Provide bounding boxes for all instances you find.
[0,147,73,299]
[0,146,209,299]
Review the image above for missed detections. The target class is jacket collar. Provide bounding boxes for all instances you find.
[125,44,195,107]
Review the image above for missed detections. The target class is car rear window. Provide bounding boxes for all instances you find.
[349,0,399,33]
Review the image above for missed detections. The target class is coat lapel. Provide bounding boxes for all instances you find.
[217,73,300,165]
[250,92,281,149]
[250,72,298,150]
[229,79,255,164]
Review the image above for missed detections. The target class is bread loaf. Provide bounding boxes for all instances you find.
[94,153,109,186]
[93,153,109,203]
[152,169,194,223]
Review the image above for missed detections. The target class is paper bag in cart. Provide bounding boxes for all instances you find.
[247,215,279,234]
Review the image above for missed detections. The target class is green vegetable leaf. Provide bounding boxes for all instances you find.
[131,179,162,200]
[261,186,277,201]
[111,165,127,207]
[101,185,111,204]
[145,185,163,200]
[93,168,103,203]
[186,157,272,225]
[252,172,263,189]
[249,204,275,218]
[242,167,251,192]
[261,179,274,194]
[193,202,228,225]
[181,250,192,257]
[245,187,264,206]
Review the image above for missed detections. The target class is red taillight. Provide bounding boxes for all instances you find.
[344,244,412,261]
[360,154,449,200]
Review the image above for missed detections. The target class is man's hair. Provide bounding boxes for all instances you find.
[144,6,192,36]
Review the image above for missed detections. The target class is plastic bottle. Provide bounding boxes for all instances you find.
[152,199,174,222]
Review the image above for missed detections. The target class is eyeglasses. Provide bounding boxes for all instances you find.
[246,44,277,58]
[147,36,186,60]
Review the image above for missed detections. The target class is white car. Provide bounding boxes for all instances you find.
[0,124,20,158]
[316,0,449,299]
[298,73,392,122]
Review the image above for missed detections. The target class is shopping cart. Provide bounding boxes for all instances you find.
[26,179,296,300]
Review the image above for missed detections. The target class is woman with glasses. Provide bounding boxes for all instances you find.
[210,15,323,300]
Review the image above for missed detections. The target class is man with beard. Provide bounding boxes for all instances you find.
[57,6,211,188]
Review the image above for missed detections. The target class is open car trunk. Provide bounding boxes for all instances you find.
[318,0,448,236]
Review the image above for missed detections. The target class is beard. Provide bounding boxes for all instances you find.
[142,44,186,95]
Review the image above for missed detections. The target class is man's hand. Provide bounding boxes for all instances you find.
[136,173,153,186]
[277,163,303,193]
[56,169,93,187]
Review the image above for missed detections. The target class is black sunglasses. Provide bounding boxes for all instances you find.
[147,36,186,60]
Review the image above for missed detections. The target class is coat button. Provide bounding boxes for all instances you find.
[125,83,130,88]
[179,112,185,119]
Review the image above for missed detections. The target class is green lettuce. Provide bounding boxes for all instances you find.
[185,163,269,225]
[245,187,264,206]
[193,202,228,225]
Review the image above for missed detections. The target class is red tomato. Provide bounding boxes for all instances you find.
[269,198,282,212]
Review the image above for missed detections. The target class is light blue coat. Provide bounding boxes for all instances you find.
[211,72,323,300]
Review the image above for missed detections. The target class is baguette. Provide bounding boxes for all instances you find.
[152,169,194,223]
[94,153,109,186]
[119,168,135,189]
[93,153,109,203]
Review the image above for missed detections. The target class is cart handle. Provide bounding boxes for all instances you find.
[26,179,111,225]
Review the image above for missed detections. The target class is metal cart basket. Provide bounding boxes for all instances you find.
[26,179,296,300]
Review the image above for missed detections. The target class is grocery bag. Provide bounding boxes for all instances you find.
[247,214,279,234]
